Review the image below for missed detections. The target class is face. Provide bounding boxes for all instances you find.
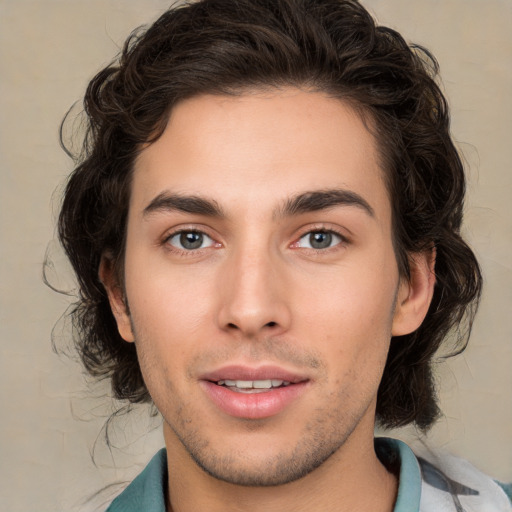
[104,88,432,486]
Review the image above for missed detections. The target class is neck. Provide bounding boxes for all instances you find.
[163,419,397,512]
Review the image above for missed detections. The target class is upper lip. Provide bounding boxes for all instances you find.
[199,365,309,384]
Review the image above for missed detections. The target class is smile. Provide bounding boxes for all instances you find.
[200,366,309,419]
[216,379,291,393]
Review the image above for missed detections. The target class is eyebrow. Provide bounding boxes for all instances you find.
[143,192,225,218]
[142,188,374,220]
[278,189,374,218]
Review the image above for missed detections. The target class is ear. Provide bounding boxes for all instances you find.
[391,248,436,336]
[98,254,135,342]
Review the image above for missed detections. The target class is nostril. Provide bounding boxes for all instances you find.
[223,320,279,332]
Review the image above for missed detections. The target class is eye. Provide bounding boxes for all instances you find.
[166,230,216,251]
[296,230,343,250]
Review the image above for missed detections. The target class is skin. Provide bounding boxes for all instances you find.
[102,88,435,512]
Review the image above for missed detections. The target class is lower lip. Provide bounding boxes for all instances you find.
[200,381,309,419]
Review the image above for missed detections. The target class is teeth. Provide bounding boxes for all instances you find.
[216,379,291,389]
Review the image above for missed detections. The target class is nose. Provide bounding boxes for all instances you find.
[216,246,292,338]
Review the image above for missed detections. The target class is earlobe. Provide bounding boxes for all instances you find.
[98,255,135,342]
[391,248,436,336]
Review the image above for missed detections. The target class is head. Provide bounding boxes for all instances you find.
[58,0,481,451]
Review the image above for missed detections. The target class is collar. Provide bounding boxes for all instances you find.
[375,437,422,512]
[106,448,168,512]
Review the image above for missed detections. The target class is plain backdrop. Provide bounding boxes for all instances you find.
[1,0,511,510]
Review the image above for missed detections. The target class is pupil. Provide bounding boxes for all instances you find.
[310,231,331,249]
[180,232,203,249]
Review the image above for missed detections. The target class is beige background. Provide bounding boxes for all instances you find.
[0,0,510,510]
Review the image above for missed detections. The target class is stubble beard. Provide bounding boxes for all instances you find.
[163,391,367,487]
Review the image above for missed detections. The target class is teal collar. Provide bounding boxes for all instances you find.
[106,448,167,512]
[376,437,422,512]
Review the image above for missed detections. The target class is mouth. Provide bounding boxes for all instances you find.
[199,365,310,419]
[214,379,292,393]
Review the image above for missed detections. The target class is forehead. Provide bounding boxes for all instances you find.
[131,88,390,223]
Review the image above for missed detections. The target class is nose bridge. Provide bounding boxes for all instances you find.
[217,238,290,336]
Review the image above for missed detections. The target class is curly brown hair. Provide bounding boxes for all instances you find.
[56,0,482,431]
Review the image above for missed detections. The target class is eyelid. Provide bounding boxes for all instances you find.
[293,223,350,241]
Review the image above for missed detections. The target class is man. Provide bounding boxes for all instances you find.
[57,0,510,510]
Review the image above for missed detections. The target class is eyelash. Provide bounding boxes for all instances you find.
[292,227,349,253]
[162,229,220,255]
[161,226,349,255]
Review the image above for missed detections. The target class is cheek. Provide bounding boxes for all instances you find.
[296,260,398,336]
[121,256,219,399]
[293,256,398,375]
[125,255,217,335]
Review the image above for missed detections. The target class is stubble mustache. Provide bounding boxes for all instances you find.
[187,335,325,378]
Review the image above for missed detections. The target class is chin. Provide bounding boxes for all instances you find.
[176,423,350,487]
